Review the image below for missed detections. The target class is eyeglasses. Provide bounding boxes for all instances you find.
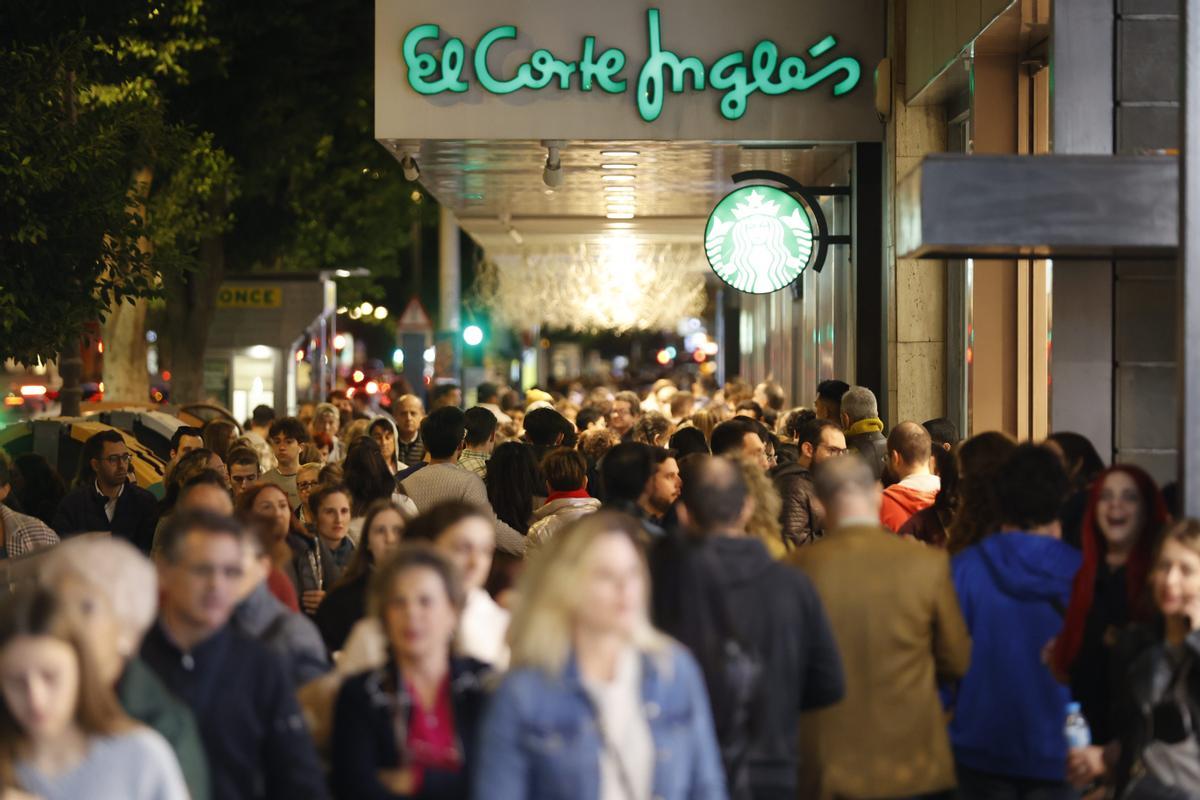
[101,453,133,466]
[297,481,320,491]
[184,563,245,581]
[817,445,849,457]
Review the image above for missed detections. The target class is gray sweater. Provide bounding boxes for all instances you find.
[232,582,331,686]
[16,727,189,800]
[399,463,527,555]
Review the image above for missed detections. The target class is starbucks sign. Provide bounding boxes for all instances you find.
[704,186,815,293]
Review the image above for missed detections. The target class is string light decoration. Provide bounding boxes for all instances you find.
[475,240,709,333]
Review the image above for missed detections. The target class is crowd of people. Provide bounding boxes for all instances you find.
[0,374,1197,800]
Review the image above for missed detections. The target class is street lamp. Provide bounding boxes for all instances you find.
[463,325,484,346]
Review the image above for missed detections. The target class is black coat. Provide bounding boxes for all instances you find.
[651,534,845,798]
[331,657,492,800]
[51,482,160,554]
[771,462,820,548]
[1113,624,1200,796]
[141,623,329,800]
[286,531,343,609]
[314,572,368,653]
[846,429,888,480]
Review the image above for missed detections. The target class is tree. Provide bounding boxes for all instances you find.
[0,31,153,366]
[85,0,234,403]
[0,1,234,410]
[158,0,432,404]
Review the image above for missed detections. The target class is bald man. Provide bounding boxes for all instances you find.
[879,421,940,532]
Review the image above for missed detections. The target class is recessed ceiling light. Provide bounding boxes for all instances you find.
[604,184,635,192]
[602,174,635,182]
[607,205,636,214]
[606,212,635,219]
[601,150,639,158]
[601,163,637,170]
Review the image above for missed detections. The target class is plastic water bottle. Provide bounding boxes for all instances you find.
[1064,701,1092,750]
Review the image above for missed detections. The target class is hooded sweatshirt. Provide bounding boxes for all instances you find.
[368,415,407,474]
[949,532,1082,781]
[880,473,941,533]
[703,536,845,795]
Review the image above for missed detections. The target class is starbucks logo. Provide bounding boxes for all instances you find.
[705,186,814,294]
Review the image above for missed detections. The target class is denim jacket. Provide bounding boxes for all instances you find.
[471,642,727,800]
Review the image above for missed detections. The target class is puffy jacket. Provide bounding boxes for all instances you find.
[472,645,727,800]
[771,462,821,548]
[950,532,1081,781]
[526,495,602,557]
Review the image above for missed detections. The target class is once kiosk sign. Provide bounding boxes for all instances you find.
[402,9,861,123]
[705,186,814,294]
[376,0,884,142]
[217,285,283,309]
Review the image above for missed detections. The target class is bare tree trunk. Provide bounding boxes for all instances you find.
[165,194,226,405]
[59,69,83,418]
[59,339,83,417]
[101,298,150,403]
[102,166,154,403]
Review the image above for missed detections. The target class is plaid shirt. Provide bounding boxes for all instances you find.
[0,505,60,558]
[457,450,490,478]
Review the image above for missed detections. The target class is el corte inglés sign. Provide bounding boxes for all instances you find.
[401,8,863,123]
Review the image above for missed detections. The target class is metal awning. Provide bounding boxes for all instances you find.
[896,154,1177,259]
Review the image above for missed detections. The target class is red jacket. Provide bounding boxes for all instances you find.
[880,481,939,533]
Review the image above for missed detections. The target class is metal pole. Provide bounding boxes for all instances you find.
[439,206,462,386]
[1181,2,1200,516]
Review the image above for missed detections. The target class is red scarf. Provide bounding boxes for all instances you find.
[546,488,592,503]
[1052,464,1168,677]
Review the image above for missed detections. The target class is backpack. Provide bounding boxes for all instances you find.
[649,536,761,800]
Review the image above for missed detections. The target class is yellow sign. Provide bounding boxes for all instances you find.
[217,285,283,309]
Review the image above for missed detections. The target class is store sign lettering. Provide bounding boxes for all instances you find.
[401,8,862,122]
[217,286,282,309]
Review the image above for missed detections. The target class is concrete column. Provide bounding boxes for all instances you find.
[885,0,948,427]
[1049,0,1114,459]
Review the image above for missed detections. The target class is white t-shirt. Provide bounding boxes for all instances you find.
[582,648,654,800]
[456,587,510,669]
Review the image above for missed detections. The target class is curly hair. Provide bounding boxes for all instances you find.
[947,431,1018,554]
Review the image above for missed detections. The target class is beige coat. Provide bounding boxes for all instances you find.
[790,524,971,799]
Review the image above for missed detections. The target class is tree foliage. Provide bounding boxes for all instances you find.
[0,0,234,366]
[0,35,152,364]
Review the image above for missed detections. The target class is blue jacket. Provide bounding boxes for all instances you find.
[471,643,728,800]
[949,532,1082,781]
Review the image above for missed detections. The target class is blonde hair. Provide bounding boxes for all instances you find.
[40,537,158,656]
[342,419,371,448]
[507,511,670,675]
[735,457,787,558]
[1158,519,1200,560]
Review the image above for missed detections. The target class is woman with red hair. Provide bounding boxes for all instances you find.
[1051,464,1169,744]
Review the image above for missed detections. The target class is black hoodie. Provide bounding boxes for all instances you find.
[674,536,846,797]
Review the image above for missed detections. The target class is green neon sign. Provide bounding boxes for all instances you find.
[401,9,861,122]
[705,186,814,293]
